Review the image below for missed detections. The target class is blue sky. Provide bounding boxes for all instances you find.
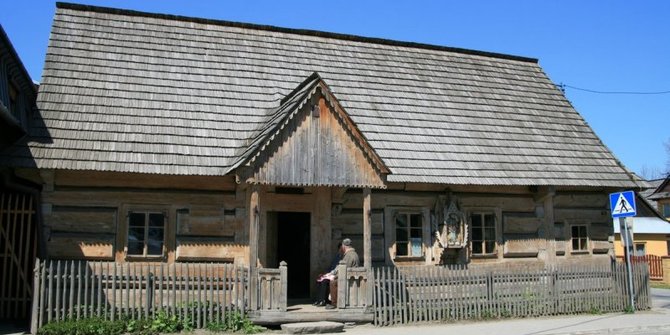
[2,1,669,179]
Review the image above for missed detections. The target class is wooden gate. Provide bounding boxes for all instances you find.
[0,192,38,322]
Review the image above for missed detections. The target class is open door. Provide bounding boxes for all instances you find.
[275,212,310,300]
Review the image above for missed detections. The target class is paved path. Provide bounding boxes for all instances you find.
[342,288,670,335]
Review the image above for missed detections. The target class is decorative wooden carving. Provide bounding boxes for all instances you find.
[434,195,468,249]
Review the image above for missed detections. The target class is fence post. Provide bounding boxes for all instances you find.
[337,261,347,309]
[366,268,374,308]
[30,258,41,335]
[279,261,287,312]
[147,272,154,315]
[662,257,670,285]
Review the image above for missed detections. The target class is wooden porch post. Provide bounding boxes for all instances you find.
[248,184,260,310]
[363,188,371,269]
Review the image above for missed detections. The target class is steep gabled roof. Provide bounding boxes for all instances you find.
[236,72,388,188]
[232,72,388,177]
[648,175,670,200]
[0,24,38,147]
[1,3,643,187]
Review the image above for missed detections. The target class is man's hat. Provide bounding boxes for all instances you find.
[342,238,352,247]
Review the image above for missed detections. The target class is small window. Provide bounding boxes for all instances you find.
[663,204,670,219]
[571,225,588,252]
[395,213,423,257]
[127,211,166,257]
[634,243,646,257]
[471,213,496,255]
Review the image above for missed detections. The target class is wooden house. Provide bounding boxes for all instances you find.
[0,24,40,324]
[613,192,669,257]
[647,176,670,221]
[0,3,646,307]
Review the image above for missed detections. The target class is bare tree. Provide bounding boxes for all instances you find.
[640,164,664,180]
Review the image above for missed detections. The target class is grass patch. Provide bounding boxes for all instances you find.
[650,281,670,290]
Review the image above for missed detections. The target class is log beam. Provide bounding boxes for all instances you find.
[363,188,371,269]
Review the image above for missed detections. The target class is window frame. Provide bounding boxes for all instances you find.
[469,211,498,257]
[125,208,168,260]
[385,207,431,264]
[570,224,589,253]
[393,211,425,258]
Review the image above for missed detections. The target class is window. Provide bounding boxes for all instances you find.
[127,211,166,257]
[663,204,670,219]
[395,213,423,257]
[571,225,588,252]
[471,213,496,255]
[634,243,646,257]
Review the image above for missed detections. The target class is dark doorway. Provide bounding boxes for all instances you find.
[276,212,310,300]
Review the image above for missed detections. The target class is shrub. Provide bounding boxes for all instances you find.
[37,317,126,335]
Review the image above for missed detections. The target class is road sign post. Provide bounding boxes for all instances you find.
[610,191,636,312]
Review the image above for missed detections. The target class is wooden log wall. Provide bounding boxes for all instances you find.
[333,184,615,267]
[16,168,616,268]
[36,170,247,264]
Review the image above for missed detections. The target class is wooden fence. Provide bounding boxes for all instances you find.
[372,263,650,326]
[30,260,252,332]
[617,255,663,280]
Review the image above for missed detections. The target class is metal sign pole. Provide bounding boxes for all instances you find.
[620,216,635,311]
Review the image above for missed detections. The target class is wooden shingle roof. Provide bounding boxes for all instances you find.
[4,3,643,187]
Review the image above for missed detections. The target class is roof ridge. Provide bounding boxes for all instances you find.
[56,2,538,64]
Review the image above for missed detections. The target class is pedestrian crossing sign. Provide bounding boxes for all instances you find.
[609,191,636,218]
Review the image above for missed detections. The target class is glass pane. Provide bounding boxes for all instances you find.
[579,238,587,251]
[471,214,482,228]
[472,227,482,240]
[129,212,145,228]
[572,238,579,250]
[410,214,422,229]
[128,227,145,243]
[664,204,670,217]
[396,243,408,256]
[410,227,421,238]
[484,227,496,240]
[485,241,496,254]
[147,226,164,256]
[149,213,164,227]
[472,242,482,254]
[127,241,143,255]
[395,214,407,229]
[396,228,408,242]
[579,226,587,236]
[571,226,579,237]
[484,214,495,228]
[410,238,423,257]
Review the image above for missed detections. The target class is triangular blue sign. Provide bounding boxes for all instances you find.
[609,191,636,218]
